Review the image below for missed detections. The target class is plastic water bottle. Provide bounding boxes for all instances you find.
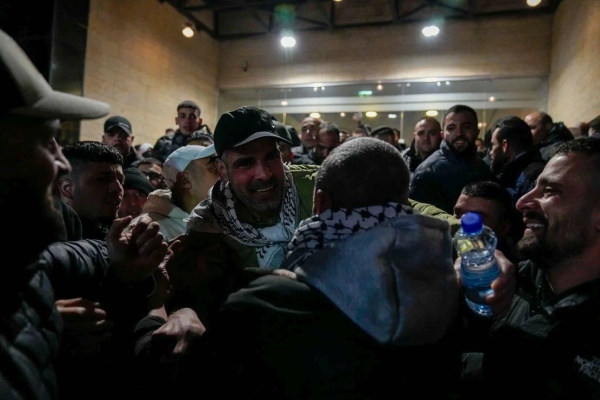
[453,212,500,317]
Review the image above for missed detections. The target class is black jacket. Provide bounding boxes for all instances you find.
[537,122,573,162]
[0,261,61,400]
[462,260,600,399]
[495,150,545,206]
[151,129,189,163]
[409,141,494,214]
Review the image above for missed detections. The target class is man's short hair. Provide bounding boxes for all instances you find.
[444,105,478,127]
[315,137,409,210]
[321,122,340,136]
[461,181,513,220]
[187,131,214,144]
[551,136,600,163]
[62,141,123,176]
[177,100,200,114]
[415,117,441,130]
[132,157,163,168]
[492,116,533,150]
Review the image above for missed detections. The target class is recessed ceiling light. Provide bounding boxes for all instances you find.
[406,83,411,87]
[182,24,194,38]
[446,81,451,86]
[527,0,542,7]
[388,114,397,119]
[422,25,440,37]
[377,84,383,91]
[340,112,346,117]
[426,110,439,117]
[309,112,321,119]
[436,81,441,86]
[489,96,496,102]
[281,36,296,48]
[365,111,377,118]
[281,100,288,106]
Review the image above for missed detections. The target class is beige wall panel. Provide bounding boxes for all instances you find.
[548,0,600,127]
[81,0,219,145]
[219,15,551,90]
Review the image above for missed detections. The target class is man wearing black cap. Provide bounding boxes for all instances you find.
[102,115,138,168]
[165,105,300,324]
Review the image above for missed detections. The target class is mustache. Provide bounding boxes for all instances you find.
[452,136,468,143]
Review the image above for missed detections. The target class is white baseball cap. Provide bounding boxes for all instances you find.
[163,144,216,187]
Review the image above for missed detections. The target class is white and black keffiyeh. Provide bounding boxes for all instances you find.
[286,202,413,269]
[196,165,300,269]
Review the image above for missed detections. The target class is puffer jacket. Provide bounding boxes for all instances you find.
[151,130,189,163]
[409,141,494,214]
[0,262,61,400]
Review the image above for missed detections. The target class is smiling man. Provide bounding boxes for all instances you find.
[461,137,600,399]
[409,104,493,213]
[164,106,299,324]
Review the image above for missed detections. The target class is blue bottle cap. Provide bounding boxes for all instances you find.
[461,212,482,234]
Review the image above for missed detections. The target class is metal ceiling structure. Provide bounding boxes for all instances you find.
[160,0,562,40]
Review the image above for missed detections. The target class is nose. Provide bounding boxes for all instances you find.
[53,138,71,176]
[254,160,273,181]
[516,186,538,213]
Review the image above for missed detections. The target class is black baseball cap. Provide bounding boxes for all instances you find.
[213,106,292,157]
[104,115,132,135]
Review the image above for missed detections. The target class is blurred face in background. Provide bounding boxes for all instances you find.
[414,119,442,157]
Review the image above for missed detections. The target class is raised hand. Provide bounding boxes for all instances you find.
[106,215,169,282]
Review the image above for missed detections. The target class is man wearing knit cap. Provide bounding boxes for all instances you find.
[118,167,155,218]
[126,144,218,242]
[164,105,300,324]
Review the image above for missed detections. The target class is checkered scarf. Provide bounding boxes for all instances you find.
[285,202,413,269]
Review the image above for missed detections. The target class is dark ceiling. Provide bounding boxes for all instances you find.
[161,0,562,40]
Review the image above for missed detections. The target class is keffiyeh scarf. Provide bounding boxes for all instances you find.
[191,166,300,269]
[286,202,413,269]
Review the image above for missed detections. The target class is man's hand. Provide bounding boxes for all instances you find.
[56,297,113,355]
[454,249,516,316]
[106,215,168,282]
[151,307,206,359]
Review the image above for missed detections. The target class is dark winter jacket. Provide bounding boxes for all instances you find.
[537,122,573,162]
[151,129,189,163]
[409,141,494,214]
[495,150,545,206]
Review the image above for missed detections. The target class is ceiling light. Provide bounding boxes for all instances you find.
[340,112,346,117]
[388,114,397,119]
[377,84,383,91]
[426,110,438,117]
[309,112,321,119]
[365,111,377,118]
[446,81,451,86]
[422,25,440,37]
[281,35,296,48]
[334,0,342,2]
[424,77,438,82]
[489,96,496,102]
[436,81,441,86]
[406,83,411,87]
[281,100,288,106]
[182,23,194,38]
[358,90,373,97]
[527,0,542,7]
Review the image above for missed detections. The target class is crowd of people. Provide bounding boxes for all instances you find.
[2,26,600,400]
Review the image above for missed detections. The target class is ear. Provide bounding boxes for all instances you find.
[314,189,332,215]
[198,118,203,126]
[58,178,74,200]
[101,134,108,144]
[130,135,135,144]
[502,139,509,153]
[216,158,228,182]
[178,171,192,190]
[174,116,179,126]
